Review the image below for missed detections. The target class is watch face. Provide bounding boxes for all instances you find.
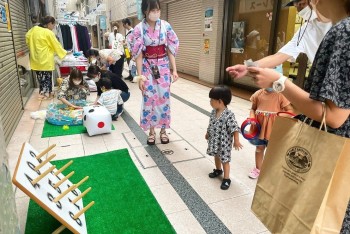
[273,82,283,92]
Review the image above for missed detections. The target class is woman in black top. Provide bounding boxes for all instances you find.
[87,65,130,116]
[228,0,350,231]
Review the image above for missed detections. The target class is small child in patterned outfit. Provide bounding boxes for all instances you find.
[206,85,243,190]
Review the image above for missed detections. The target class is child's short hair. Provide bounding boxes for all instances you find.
[100,77,112,90]
[209,85,232,106]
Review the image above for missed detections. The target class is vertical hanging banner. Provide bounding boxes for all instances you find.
[100,15,107,30]
[5,3,11,32]
[136,0,143,20]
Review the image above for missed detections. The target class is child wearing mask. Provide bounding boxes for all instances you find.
[57,68,90,109]
[206,85,243,190]
[97,78,124,120]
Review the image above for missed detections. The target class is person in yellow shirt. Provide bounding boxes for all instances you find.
[26,16,67,100]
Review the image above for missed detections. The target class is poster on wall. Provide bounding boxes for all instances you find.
[0,5,7,23]
[203,39,210,55]
[231,22,245,53]
[204,7,213,31]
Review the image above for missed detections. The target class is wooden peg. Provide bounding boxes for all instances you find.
[53,184,77,203]
[72,187,91,204]
[34,154,56,171]
[35,144,56,160]
[76,176,89,188]
[53,171,75,188]
[31,165,56,185]
[73,201,95,219]
[52,225,66,234]
[54,160,73,176]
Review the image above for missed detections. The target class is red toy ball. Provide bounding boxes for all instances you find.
[241,118,261,140]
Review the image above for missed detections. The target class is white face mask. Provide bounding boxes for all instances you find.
[73,80,81,86]
[92,77,99,83]
[148,11,160,22]
[91,59,97,64]
[298,5,312,20]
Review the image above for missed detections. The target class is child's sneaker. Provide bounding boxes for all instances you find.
[248,167,260,179]
[208,169,223,178]
[220,178,231,190]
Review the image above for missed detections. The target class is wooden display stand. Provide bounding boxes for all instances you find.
[12,143,94,234]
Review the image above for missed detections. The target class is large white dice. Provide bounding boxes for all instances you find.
[83,106,112,136]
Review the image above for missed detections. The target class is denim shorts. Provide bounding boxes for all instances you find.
[249,138,268,146]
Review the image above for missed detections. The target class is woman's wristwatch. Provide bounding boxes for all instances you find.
[272,75,287,93]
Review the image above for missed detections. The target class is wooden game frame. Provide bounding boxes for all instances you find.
[12,143,93,234]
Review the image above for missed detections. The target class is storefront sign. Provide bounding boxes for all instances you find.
[240,0,274,13]
[204,7,213,31]
[203,39,210,55]
[127,0,137,16]
[99,15,107,30]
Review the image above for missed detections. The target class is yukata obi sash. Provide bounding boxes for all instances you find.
[144,45,166,59]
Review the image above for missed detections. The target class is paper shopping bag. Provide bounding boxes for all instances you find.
[251,116,350,234]
[311,140,350,234]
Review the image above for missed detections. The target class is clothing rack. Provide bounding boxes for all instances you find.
[56,19,89,25]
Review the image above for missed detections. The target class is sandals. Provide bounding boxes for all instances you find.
[160,130,169,144]
[147,132,156,145]
[209,169,223,178]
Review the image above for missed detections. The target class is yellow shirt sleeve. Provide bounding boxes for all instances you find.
[47,31,67,59]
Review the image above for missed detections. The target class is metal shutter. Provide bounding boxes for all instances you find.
[0,0,23,145]
[9,0,29,55]
[168,0,201,77]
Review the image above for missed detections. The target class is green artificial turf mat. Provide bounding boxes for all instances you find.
[41,121,115,138]
[25,149,175,234]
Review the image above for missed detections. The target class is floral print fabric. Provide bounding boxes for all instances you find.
[36,71,53,95]
[57,79,90,101]
[131,19,179,130]
[303,17,350,233]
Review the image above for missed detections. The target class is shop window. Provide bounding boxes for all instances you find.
[230,0,276,66]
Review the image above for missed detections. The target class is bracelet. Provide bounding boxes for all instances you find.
[135,75,147,83]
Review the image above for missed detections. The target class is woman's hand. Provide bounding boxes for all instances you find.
[172,70,179,83]
[226,64,248,79]
[247,67,280,88]
[138,80,146,93]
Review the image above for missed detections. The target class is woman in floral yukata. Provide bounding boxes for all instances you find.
[132,0,179,145]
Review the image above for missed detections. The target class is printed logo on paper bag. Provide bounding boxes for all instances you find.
[285,146,312,173]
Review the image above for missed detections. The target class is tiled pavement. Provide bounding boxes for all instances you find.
[7,78,270,234]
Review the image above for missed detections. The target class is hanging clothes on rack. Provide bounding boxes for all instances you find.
[56,23,74,50]
[56,21,91,55]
